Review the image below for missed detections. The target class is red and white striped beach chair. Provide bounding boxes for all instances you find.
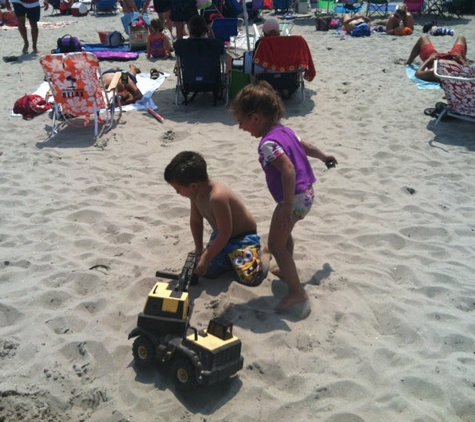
[433,60,475,126]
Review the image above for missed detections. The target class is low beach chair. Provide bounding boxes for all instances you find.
[366,0,389,17]
[252,35,316,102]
[403,0,424,14]
[174,37,229,106]
[432,60,475,126]
[39,52,121,138]
[93,0,118,15]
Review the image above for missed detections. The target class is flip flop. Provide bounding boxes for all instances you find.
[150,68,160,80]
[424,108,438,117]
[435,102,447,113]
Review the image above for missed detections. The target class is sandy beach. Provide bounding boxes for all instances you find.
[1,2,475,421]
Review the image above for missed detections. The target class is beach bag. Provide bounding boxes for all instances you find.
[196,0,212,9]
[315,17,331,31]
[13,94,52,120]
[350,22,370,37]
[108,31,125,47]
[129,18,148,51]
[57,34,82,53]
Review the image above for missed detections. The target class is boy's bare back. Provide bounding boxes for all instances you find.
[194,179,257,238]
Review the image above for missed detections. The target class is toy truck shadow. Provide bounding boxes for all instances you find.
[128,253,244,391]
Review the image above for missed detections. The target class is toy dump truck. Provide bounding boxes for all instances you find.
[128,253,244,391]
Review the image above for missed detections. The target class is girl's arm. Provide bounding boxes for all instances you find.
[301,140,338,165]
[146,35,151,58]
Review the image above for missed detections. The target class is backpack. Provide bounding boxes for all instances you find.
[13,95,52,120]
[315,17,331,31]
[108,31,125,47]
[57,34,82,53]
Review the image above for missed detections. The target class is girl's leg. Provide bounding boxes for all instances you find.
[268,204,308,311]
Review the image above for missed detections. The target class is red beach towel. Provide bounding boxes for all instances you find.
[253,35,316,82]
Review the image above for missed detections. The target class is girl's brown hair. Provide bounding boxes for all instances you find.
[231,81,285,125]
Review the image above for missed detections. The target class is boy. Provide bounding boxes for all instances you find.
[164,151,270,286]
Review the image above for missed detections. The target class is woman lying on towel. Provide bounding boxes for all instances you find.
[102,64,143,105]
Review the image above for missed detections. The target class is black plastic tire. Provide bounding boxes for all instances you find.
[132,336,155,367]
[172,357,198,391]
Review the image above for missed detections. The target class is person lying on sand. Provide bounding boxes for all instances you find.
[102,64,143,105]
[398,35,468,82]
[342,13,371,33]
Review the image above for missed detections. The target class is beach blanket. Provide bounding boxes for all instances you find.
[406,65,441,90]
[2,20,77,30]
[82,43,146,58]
[12,72,169,116]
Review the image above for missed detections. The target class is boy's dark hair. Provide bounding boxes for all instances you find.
[164,151,209,186]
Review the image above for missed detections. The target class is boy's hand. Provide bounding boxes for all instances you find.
[194,254,209,276]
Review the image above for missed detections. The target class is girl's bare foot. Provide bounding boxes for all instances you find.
[270,267,283,278]
[275,290,310,316]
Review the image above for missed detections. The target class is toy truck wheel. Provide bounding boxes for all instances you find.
[172,357,198,391]
[132,336,155,367]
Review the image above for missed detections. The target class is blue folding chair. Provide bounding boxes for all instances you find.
[211,17,243,43]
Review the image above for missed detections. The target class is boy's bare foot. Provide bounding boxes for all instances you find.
[270,267,283,278]
[32,47,39,54]
[22,43,29,54]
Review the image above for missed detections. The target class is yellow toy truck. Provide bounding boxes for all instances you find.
[128,253,244,391]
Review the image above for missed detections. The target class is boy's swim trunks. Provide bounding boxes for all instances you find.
[205,231,268,286]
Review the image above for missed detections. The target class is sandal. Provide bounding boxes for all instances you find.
[150,68,160,80]
[435,102,447,113]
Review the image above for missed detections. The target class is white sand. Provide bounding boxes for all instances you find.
[1,4,475,421]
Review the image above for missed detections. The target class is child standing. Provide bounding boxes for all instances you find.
[164,151,270,288]
[231,81,337,313]
[147,18,172,59]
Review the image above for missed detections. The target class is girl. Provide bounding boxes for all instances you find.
[147,18,172,59]
[231,81,337,313]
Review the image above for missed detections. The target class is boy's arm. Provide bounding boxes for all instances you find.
[301,140,338,165]
[190,201,204,254]
[195,196,233,275]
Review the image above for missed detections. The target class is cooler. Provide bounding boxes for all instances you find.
[71,2,88,16]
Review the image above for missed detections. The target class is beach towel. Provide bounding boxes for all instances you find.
[253,35,316,82]
[405,65,441,90]
[12,72,169,117]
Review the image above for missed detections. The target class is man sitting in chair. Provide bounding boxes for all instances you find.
[400,35,468,82]
[102,64,143,105]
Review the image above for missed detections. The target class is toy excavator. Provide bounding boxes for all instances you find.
[128,253,243,391]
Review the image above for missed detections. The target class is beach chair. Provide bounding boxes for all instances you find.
[334,0,363,15]
[93,0,117,15]
[366,0,389,17]
[403,0,424,14]
[39,52,121,138]
[211,17,244,43]
[174,37,229,106]
[432,60,475,126]
[246,0,264,20]
[252,35,316,102]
